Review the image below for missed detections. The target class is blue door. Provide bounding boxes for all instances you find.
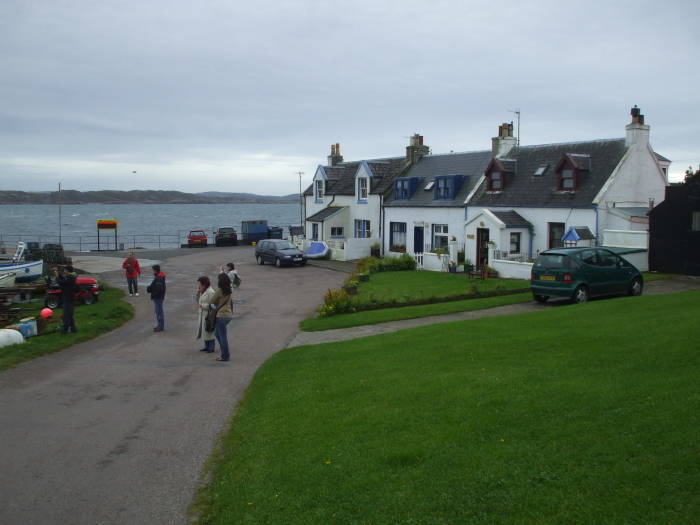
[413,226,424,253]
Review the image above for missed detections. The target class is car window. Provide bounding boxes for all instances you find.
[597,250,618,267]
[219,228,234,233]
[274,241,296,250]
[579,249,598,265]
[534,254,572,269]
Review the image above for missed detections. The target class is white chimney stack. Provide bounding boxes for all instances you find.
[625,105,650,147]
[491,122,517,158]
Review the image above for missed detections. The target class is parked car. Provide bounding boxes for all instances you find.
[187,230,208,248]
[214,227,238,247]
[255,239,307,267]
[531,247,643,304]
[44,276,100,308]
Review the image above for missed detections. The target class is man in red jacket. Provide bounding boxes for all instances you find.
[122,251,141,297]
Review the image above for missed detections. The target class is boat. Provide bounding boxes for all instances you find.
[0,272,16,287]
[305,241,330,259]
[0,242,43,283]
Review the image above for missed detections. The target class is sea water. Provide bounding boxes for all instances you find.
[0,203,301,251]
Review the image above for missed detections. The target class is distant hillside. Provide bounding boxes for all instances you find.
[0,190,299,205]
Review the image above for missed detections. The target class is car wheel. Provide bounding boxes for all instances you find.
[299,261,307,266]
[275,257,282,268]
[83,294,95,305]
[256,255,264,265]
[533,294,549,304]
[628,277,643,296]
[46,295,60,309]
[573,285,589,304]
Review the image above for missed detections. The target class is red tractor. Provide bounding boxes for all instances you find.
[44,276,100,309]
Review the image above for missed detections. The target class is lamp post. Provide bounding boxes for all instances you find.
[297,171,305,232]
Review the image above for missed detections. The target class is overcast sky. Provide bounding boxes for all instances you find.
[1,0,698,195]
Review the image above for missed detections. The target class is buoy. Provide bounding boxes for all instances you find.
[40,308,53,319]
[0,329,24,348]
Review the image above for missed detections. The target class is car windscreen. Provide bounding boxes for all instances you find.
[534,254,574,270]
[219,228,234,233]
[190,231,205,237]
[274,241,296,250]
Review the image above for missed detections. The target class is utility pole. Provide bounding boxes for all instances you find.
[296,171,305,232]
[58,182,62,245]
[508,108,521,146]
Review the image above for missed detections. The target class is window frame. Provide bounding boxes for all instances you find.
[330,226,344,238]
[358,177,368,201]
[389,222,407,251]
[432,224,449,250]
[509,232,521,254]
[488,171,503,191]
[395,179,410,200]
[314,179,324,201]
[354,219,371,239]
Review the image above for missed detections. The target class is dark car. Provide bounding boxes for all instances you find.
[255,239,307,267]
[214,227,238,247]
[187,229,208,248]
[531,247,643,304]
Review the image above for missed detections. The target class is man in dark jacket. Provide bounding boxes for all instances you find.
[146,264,166,332]
[53,265,78,334]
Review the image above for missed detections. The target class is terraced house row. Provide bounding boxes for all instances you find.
[302,106,669,276]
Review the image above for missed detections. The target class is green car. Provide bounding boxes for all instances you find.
[531,247,643,304]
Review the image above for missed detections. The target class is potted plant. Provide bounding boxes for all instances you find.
[343,279,360,295]
[370,242,381,258]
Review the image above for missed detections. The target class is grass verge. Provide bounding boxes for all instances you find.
[301,292,532,331]
[0,285,134,371]
[193,290,700,524]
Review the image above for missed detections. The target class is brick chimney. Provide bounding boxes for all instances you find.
[327,143,343,166]
[625,105,650,147]
[406,134,429,164]
[491,122,516,158]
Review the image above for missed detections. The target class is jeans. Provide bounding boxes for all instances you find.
[152,298,164,329]
[214,317,232,360]
[62,300,77,333]
[204,338,215,351]
[127,277,138,294]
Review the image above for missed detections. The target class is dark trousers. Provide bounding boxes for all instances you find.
[62,300,77,333]
[127,277,138,294]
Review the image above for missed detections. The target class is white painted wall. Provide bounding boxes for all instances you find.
[490,259,533,280]
[383,206,465,254]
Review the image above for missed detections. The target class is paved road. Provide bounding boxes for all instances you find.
[0,246,346,525]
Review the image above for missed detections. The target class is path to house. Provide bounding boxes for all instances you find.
[0,246,346,525]
[287,275,700,347]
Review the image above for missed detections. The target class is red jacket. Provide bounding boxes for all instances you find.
[122,257,141,279]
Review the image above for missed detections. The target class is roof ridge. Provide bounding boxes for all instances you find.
[517,137,625,149]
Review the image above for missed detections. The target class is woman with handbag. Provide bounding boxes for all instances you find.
[196,276,216,353]
[210,273,233,362]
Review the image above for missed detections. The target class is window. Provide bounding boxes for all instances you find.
[509,232,521,254]
[354,219,371,238]
[560,168,575,190]
[330,226,344,237]
[435,178,450,199]
[358,177,368,200]
[548,222,565,249]
[432,224,449,249]
[314,180,324,201]
[424,181,434,190]
[390,222,407,251]
[395,179,410,200]
[311,223,319,241]
[692,211,700,231]
[489,171,503,191]
[534,165,548,176]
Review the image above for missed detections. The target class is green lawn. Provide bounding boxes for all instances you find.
[193,290,700,524]
[301,292,533,331]
[355,270,528,305]
[0,285,134,371]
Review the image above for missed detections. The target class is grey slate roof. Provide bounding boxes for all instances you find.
[303,157,408,197]
[491,210,531,228]
[384,150,493,207]
[573,226,595,240]
[306,206,348,222]
[469,139,628,208]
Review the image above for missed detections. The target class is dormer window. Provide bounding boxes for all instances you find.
[358,177,368,200]
[395,179,410,200]
[314,180,324,201]
[555,154,588,192]
[560,168,575,190]
[436,177,450,199]
[433,175,466,200]
[489,171,503,191]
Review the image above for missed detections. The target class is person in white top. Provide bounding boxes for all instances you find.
[220,262,240,288]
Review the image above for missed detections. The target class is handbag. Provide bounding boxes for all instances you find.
[205,310,217,332]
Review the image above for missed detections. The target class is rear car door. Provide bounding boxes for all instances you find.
[579,249,605,295]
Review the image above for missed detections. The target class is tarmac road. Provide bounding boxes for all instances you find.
[0,246,346,525]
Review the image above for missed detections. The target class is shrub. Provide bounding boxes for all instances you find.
[318,288,358,317]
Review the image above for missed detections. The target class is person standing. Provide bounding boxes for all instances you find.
[147,264,166,332]
[210,273,233,361]
[195,276,216,353]
[122,251,141,296]
[220,262,241,288]
[53,265,78,334]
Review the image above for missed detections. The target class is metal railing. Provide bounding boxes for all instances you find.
[0,233,185,252]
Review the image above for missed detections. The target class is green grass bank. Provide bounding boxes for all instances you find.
[194,290,700,524]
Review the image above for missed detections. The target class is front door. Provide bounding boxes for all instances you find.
[548,222,565,249]
[476,228,490,269]
[413,226,424,253]
[312,223,319,241]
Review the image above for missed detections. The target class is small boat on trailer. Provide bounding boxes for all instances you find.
[0,242,43,283]
[305,241,330,259]
[0,272,17,287]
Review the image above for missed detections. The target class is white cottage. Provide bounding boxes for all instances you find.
[464,106,669,273]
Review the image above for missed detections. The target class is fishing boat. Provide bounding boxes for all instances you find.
[0,242,43,283]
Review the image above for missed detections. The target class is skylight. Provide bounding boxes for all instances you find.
[534,165,548,176]
[424,181,435,190]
